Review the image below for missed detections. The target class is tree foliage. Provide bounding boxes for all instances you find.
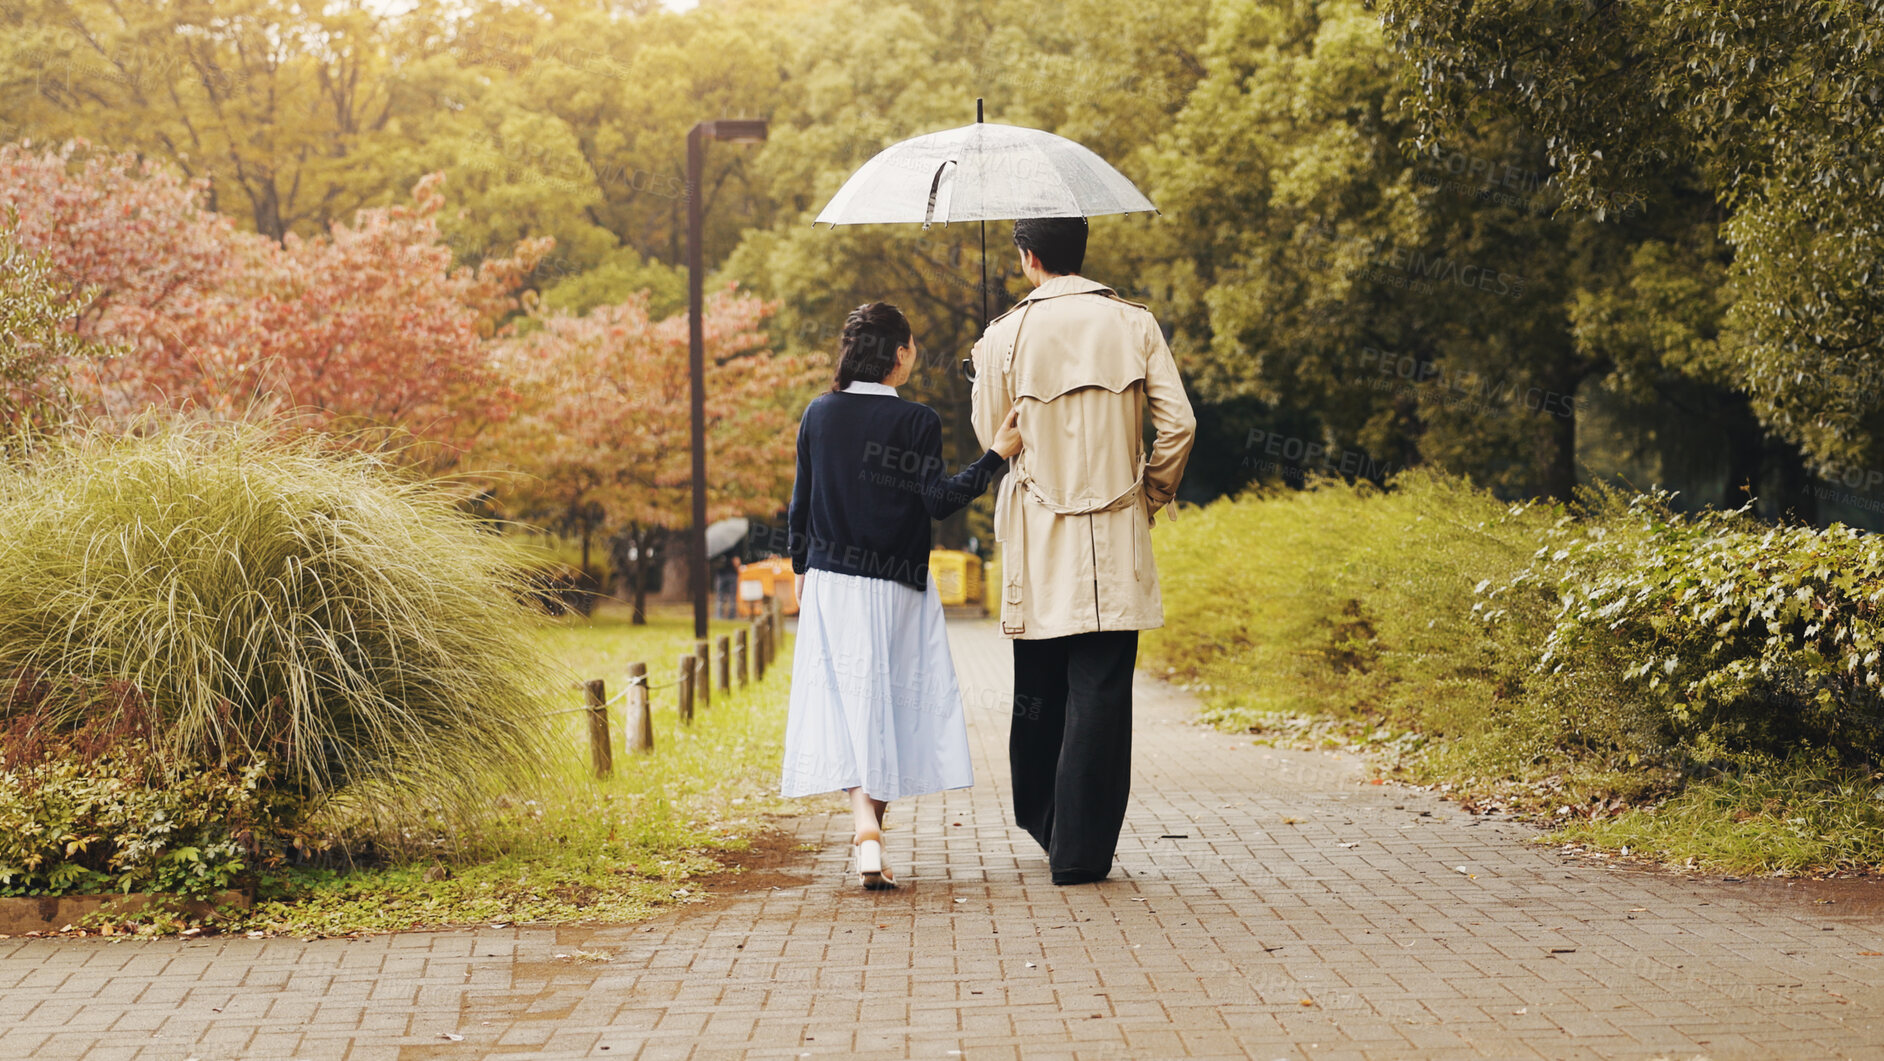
[1378,0,1884,476]
[482,287,819,617]
[0,216,113,455]
[0,0,1876,523]
[1138,0,1722,499]
[0,141,547,450]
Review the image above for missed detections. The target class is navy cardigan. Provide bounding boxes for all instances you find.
[788,386,1005,591]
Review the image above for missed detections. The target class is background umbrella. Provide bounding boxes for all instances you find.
[813,100,1157,330]
[704,516,749,559]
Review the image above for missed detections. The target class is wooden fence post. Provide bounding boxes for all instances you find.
[735,629,749,687]
[677,654,695,725]
[694,640,711,710]
[626,662,652,753]
[751,619,766,682]
[715,635,730,693]
[585,679,613,780]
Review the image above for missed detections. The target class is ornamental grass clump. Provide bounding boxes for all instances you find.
[0,424,555,845]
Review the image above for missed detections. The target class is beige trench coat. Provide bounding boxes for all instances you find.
[970,274,1197,639]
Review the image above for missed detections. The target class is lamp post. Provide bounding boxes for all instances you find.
[687,118,767,641]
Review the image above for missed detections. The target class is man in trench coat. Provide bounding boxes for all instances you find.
[969,216,1196,884]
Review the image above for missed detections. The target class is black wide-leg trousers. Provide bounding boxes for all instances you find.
[1008,629,1138,882]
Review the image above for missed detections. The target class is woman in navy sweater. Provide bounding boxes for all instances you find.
[783,302,1021,889]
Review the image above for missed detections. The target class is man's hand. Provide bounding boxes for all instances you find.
[991,403,1024,460]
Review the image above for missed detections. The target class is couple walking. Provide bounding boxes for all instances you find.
[782,217,1196,888]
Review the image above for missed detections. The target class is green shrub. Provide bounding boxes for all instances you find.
[0,423,555,842]
[1150,470,1884,861]
[1495,491,1884,763]
[0,730,285,897]
[1147,470,1612,777]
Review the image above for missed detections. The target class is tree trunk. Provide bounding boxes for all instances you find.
[609,524,661,625]
[1723,410,1764,511]
[1764,436,1820,525]
[1541,375,1581,500]
[656,544,690,603]
[631,526,655,625]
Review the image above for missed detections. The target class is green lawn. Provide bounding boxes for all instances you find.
[224,602,800,937]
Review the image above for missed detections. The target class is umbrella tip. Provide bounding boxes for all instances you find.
[977,97,984,123]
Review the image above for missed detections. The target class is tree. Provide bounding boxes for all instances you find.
[1377,0,1884,479]
[0,141,547,452]
[482,286,819,622]
[1136,0,1749,501]
[0,217,114,457]
[724,0,1210,540]
[0,0,408,241]
[0,0,628,288]
[224,171,550,454]
[0,139,243,417]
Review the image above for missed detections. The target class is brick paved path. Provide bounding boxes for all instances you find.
[6,619,1884,1060]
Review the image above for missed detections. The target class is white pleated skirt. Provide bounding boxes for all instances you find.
[780,568,975,802]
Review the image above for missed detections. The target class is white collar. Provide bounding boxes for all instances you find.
[843,381,899,396]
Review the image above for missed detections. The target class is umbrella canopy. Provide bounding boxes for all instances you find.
[705,517,750,559]
[813,121,1156,228]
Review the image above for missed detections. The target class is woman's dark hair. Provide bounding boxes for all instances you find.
[1013,216,1088,276]
[832,302,912,393]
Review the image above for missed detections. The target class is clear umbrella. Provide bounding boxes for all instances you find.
[813,100,1157,330]
[705,517,750,559]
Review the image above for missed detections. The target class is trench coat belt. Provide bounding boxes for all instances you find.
[998,453,1149,634]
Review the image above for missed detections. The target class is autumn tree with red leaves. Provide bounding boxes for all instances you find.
[486,288,820,622]
[0,141,548,453]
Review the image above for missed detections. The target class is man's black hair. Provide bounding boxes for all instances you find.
[1012,216,1088,276]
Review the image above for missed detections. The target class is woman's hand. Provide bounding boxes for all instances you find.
[794,573,805,602]
[992,403,1024,460]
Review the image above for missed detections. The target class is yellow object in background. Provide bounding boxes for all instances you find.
[737,556,799,616]
[928,549,983,607]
